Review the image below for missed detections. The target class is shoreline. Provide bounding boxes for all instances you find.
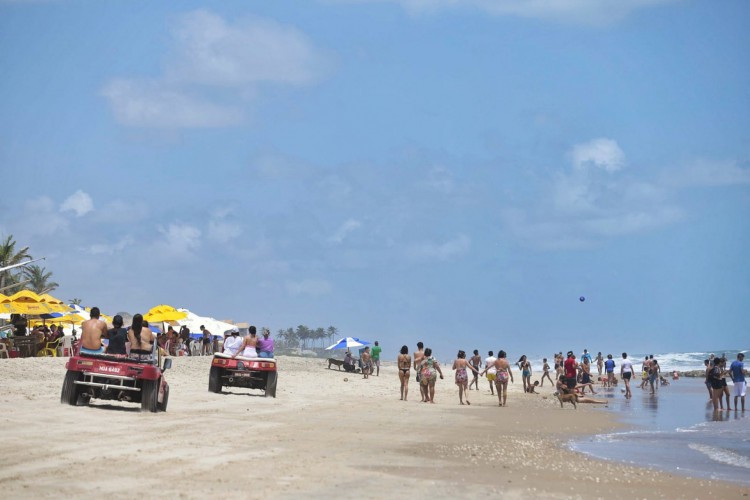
[0,356,747,498]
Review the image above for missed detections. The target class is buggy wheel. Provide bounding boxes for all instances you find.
[157,384,169,412]
[61,370,82,406]
[141,379,159,412]
[208,366,222,393]
[265,371,277,398]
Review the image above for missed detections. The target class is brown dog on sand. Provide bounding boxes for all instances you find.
[555,391,578,409]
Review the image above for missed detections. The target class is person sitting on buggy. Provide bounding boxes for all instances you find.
[127,314,155,361]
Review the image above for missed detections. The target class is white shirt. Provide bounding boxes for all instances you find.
[621,359,634,373]
[485,356,497,374]
[223,335,242,356]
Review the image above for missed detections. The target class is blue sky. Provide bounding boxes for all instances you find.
[1,0,748,360]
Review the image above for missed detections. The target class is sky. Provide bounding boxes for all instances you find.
[1,0,748,361]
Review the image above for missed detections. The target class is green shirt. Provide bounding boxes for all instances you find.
[371,345,381,360]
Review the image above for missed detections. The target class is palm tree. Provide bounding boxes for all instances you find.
[70,298,83,306]
[0,234,32,291]
[327,326,338,346]
[24,265,59,294]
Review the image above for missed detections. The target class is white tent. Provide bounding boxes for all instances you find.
[174,309,237,338]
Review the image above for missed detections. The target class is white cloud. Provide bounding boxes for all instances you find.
[153,223,202,259]
[571,138,625,172]
[408,234,471,261]
[329,218,362,244]
[102,10,331,129]
[501,138,685,249]
[59,190,94,217]
[86,236,134,256]
[167,10,330,87]
[330,0,680,26]
[101,79,243,128]
[285,279,332,296]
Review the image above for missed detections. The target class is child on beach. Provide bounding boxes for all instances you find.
[453,350,479,405]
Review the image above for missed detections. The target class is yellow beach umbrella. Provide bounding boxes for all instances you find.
[39,293,72,313]
[144,304,187,323]
[5,290,54,315]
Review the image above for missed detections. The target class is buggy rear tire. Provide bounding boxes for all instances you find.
[265,371,277,398]
[61,370,82,406]
[158,384,169,412]
[208,366,222,393]
[141,379,159,412]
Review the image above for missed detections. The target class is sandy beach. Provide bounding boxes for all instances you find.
[1,356,747,499]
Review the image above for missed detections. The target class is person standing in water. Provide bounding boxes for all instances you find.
[620,352,635,399]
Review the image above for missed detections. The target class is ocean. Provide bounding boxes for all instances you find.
[566,350,749,486]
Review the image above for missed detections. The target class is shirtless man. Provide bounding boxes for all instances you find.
[414,341,427,402]
[361,346,372,379]
[468,350,482,391]
[80,307,108,354]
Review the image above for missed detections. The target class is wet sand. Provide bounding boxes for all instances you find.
[0,356,747,499]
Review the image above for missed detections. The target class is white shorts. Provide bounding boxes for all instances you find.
[732,381,746,397]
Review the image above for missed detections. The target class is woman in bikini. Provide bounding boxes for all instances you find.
[233,327,258,358]
[127,314,155,361]
[452,350,479,405]
[540,358,554,387]
[419,348,444,404]
[493,350,514,407]
[520,356,532,393]
[397,345,411,401]
[596,352,604,376]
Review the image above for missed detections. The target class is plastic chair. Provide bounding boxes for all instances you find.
[57,336,73,357]
[0,343,9,359]
[37,337,62,357]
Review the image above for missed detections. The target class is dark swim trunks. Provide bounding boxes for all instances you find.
[623,372,632,380]
[566,377,577,389]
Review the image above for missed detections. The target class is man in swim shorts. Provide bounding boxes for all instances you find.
[80,307,107,354]
[564,351,578,390]
[730,352,747,411]
[484,350,497,395]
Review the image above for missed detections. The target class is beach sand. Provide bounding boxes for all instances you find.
[1,356,747,499]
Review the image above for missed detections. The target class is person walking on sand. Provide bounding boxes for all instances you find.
[200,325,213,356]
[540,358,554,387]
[397,345,411,401]
[371,341,382,376]
[640,356,651,390]
[729,353,747,412]
[491,350,514,406]
[80,307,108,355]
[414,342,427,402]
[596,352,604,376]
[580,357,596,394]
[603,354,616,387]
[484,351,497,395]
[620,352,635,399]
[418,348,444,403]
[469,350,482,391]
[361,346,372,379]
[453,350,479,405]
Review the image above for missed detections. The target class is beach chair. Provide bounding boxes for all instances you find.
[37,337,62,357]
[0,342,9,359]
[57,336,73,357]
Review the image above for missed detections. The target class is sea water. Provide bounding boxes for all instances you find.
[569,376,750,486]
